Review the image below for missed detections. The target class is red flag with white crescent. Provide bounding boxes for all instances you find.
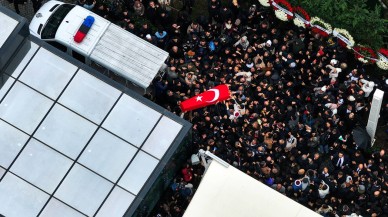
[180,84,230,112]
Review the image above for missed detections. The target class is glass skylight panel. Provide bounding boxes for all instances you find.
[0,13,18,47]
[0,74,14,101]
[103,94,161,147]
[0,22,190,217]
[4,41,39,78]
[10,139,73,194]
[40,198,86,217]
[0,173,49,217]
[55,164,113,216]
[118,151,158,195]
[58,70,121,124]
[0,82,53,134]
[34,104,97,159]
[96,186,135,217]
[19,48,77,99]
[0,120,29,168]
[142,116,182,159]
[79,129,137,182]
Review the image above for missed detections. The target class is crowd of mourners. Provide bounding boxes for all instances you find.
[73,0,388,216]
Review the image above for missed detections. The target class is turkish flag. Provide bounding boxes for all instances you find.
[180,84,230,112]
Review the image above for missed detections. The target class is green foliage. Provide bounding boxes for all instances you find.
[131,15,157,33]
[289,0,388,49]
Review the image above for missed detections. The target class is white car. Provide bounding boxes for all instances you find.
[30,0,169,91]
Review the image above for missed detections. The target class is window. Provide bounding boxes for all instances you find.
[37,24,43,35]
[91,60,105,70]
[41,4,75,39]
[47,41,67,52]
[49,4,60,12]
[72,50,85,63]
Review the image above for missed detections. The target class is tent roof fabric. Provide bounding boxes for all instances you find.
[184,161,321,217]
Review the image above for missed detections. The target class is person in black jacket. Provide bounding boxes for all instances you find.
[332,151,350,171]
[145,0,159,25]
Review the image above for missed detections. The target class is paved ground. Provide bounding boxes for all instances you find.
[0,0,72,21]
[0,0,43,21]
[375,125,388,149]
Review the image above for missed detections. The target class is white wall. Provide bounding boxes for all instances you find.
[367,89,384,145]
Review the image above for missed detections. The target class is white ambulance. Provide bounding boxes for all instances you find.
[29,0,169,92]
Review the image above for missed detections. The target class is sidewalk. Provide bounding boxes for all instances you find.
[0,0,72,21]
[0,0,43,21]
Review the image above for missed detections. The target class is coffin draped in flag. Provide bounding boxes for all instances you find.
[180,84,230,112]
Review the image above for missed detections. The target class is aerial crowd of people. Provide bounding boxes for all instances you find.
[84,0,388,216]
[14,0,388,216]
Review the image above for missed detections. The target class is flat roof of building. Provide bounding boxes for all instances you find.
[0,6,191,217]
[0,12,18,47]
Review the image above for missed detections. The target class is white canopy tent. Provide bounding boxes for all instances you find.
[184,160,321,217]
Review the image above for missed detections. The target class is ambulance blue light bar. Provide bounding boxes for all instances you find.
[74,15,95,43]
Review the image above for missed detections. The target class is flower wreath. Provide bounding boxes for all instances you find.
[310,17,332,37]
[271,0,293,21]
[376,48,388,70]
[293,6,310,28]
[353,45,377,64]
[333,28,355,49]
[259,0,271,7]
